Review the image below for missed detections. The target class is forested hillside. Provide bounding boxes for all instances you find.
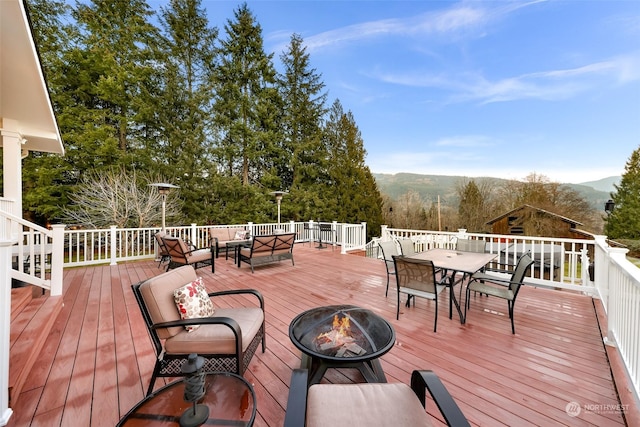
[374,173,617,211]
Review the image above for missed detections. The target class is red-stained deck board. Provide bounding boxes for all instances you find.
[8,245,633,426]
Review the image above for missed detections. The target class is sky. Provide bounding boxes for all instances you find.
[158,0,640,184]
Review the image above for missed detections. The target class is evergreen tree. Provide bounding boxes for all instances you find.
[277,34,327,188]
[71,0,163,164]
[324,100,383,238]
[457,179,491,232]
[157,0,219,223]
[26,0,166,224]
[605,146,640,239]
[212,3,282,187]
[277,33,329,220]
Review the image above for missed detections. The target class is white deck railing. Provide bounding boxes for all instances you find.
[593,236,640,402]
[63,221,368,267]
[380,226,594,293]
[0,210,64,295]
[374,226,639,404]
[2,213,638,403]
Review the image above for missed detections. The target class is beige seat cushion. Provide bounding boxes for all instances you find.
[306,383,432,427]
[164,307,264,355]
[210,227,247,245]
[139,265,197,339]
[189,248,212,262]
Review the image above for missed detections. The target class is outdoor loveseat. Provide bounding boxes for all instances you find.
[208,226,250,258]
[238,232,296,273]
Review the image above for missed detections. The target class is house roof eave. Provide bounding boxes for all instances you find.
[0,0,64,155]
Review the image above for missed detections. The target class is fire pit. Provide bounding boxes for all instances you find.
[289,305,396,385]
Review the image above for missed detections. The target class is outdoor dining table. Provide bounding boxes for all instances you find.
[409,248,497,324]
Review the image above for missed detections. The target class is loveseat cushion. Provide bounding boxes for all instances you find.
[209,227,248,244]
[139,265,198,339]
[306,383,432,427]
[164,307,264,355]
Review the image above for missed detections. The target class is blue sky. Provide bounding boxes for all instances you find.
[171,0,639,183]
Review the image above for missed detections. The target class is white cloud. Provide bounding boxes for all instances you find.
[373,52,640,104]
[302,3,499,52]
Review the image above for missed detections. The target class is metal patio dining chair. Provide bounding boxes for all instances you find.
[464,252,534,334]
[378,240,398,297]
[398,237,417,256]
[450,238,487,295]
[393,255,447,332]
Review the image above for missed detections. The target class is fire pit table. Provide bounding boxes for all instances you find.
[289,305,396,385]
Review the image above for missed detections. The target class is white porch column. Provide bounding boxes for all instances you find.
[1,128,24,240]
[0,240,14,425]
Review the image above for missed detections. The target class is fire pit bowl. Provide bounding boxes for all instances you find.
[289,305,396,385]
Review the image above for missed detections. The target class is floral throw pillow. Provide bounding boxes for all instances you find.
[234,230,249,240]
[173,277,215,332]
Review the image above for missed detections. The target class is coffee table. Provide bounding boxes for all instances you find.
[117,372,256,426]
[289,305,396,386]
[226,239,252,267]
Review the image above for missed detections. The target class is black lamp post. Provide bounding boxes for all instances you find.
[605,199,615,215]
[149,182,179,231]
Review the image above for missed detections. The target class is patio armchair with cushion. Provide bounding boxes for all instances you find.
[131,265,266,396]
[154,231,170,269]
[283,368,470,427]
[162,235,214,273]
[464,252,534,334]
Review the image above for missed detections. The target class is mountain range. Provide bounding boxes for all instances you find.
[373,173,620,211]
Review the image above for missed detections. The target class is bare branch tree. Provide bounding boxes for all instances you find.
[62,167,181,228]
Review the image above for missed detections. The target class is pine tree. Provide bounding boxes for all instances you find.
[212,3,281,187]
[605,146,640,239]
[324,100,383,238]
[457,179,491,232]
[71,0,163,162]
[26,0,167,224]
[156,0,219,223]
[277,33,329,220]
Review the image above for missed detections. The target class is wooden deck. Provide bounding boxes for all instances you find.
[6,245,635,426]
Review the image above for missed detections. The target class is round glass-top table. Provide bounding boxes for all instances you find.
[289,305,396,385]
[117,372,256,426]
